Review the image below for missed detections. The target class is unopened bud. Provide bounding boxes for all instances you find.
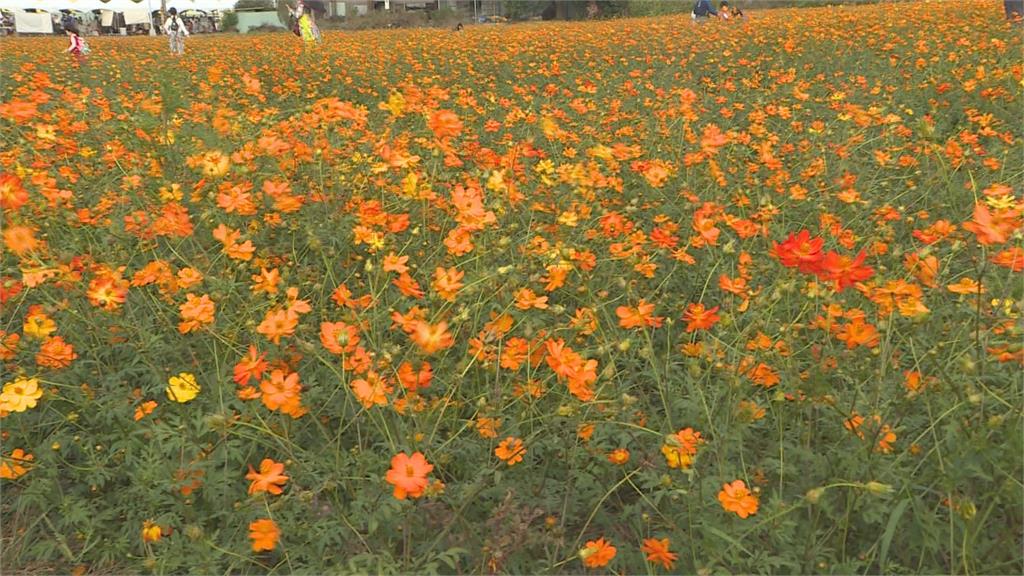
[863,481,894,496]
[805,487,826,504]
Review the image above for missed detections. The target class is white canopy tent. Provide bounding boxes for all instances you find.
[0,0,236,12]
[1,0,235,35]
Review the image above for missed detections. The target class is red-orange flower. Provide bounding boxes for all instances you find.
[320,321,360,355]
[249,518,280,552]
[816,250,874,291]
[641,537,678,570]
[606,448,630,465]
[682,303,720,333]
[36,335,77,369]
[87,273,129,311]
[397,361,432,392]
[495,436,526,466]
[259,370,302,415]
[409,320,455,354]
[432,266,465,302]
[3,225,41,256]
[718,479,759,518]
[178,293,215,334]
[579,537,616,568]
[233,345,268,387]
[0,174,28,211]
[427,109,463,139]
[351,371,393,409]
[771,229,825,274]
[616,299,663,329]
[257,309,298,344]
[962,202,1020,246]
[246,458,289,496]
[0,448,33,479]
[385,451,433,500]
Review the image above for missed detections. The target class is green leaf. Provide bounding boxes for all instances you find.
[879,497,911,570]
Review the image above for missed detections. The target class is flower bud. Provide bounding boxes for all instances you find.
[805,487,826,504]
[863,481,894,496]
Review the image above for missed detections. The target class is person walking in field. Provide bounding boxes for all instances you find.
[65,22,88,65]
[165,8,189,56]
[298,5,320,47]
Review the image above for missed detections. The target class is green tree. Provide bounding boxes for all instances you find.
[234,0,276,11]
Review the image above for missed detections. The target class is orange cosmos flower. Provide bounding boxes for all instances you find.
[177,267,203,288]
[246,458,289,496]
[641,537,678,570]
[2,225,41,256]
[606,448,630,465]
[410,320,454,354]
[251,267,281,295]
[616,299,663,329]
[718,479,759,518]
[178,293,215,334]
[432,266,465,302]
[87,274,129,311]
[0,174,28,211]
[248,518,279,552]
[0,330,20,360]
[495,436,526,466]
[0,448,33,479]
[382,252,410,274]
[816,250,874,292]
[320,321,360,355]
[946,277,986,295]
[427,109,463,139]
[392,272,425,299]
[834,319,880,349]
[962,202,1019,246]
[257,309,298,345]
[579,537,616,568]
[771,230,825,273]
[36,335,77,369]
[443,226,474,256]
[990,247,1024,272]
[682,303,720,332]
[133,400,157,421]
[350,371,392,409]
[384,451,433,500]
[259,370,302,415]
[397,361,432,392]
[233,345,268,387]
[661,427,704,469]
[475,416,501,439]
[514,288,548,310]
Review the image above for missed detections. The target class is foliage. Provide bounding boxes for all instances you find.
[221,11,239,32]
[0,1,1022,574]
[234,0,276,11]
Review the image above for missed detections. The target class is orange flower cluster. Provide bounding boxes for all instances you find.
[0,2,1020,570]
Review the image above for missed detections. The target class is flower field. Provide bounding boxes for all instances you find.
[1,1,1022,573]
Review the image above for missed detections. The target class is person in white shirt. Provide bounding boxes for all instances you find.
[164,7,189,56]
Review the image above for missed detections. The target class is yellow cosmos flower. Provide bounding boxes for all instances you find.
[166,372,200,403]
[0,376,43,413]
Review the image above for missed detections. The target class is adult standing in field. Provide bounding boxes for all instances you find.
[298,5,321,47]
[165,7,189,56]
[692,0,717,22]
